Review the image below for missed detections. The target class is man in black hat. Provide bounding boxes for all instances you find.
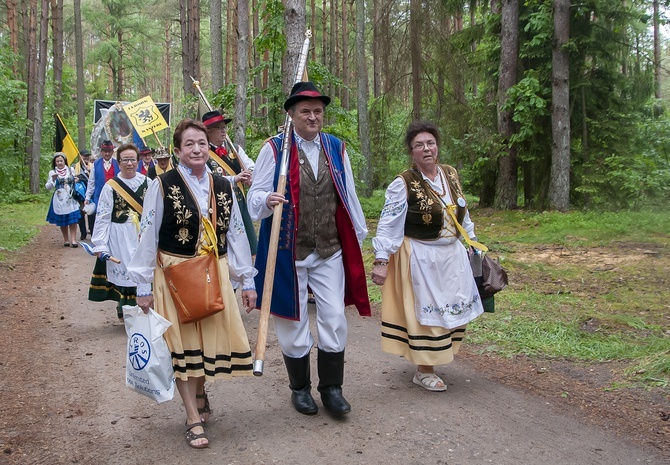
[84,140,119,234]
[136,147,155,175]
[75,149,93,240]
[202,110,257,255]
[248,81,371,417]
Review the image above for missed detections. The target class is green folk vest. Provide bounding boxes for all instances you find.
[295,148,341,261]
[111,179,148,224]
[399,164,466,240]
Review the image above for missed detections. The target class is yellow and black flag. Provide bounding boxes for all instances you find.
[54,114,79,165]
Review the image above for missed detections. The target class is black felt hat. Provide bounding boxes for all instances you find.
[202,110,232,127]
[283,81,331,111]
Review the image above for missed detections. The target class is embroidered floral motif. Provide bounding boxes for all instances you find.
[421,294,480,317]
[166,184,193,242]
[139,209,155,235]
[380,200,404,218]
[177,227,192,244]
[410,180,435,225]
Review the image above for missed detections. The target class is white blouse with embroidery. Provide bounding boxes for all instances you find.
[127,164,257,291]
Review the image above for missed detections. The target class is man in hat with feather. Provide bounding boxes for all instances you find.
[248,81,371,417]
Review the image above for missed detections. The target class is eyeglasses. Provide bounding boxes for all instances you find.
[119,158,138,164]
[412,140,437,151]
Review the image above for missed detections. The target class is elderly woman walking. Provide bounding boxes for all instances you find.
[371,121,487,392]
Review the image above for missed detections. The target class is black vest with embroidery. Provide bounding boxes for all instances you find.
[399,164,466,240]
[111,177,148,224]
[208,143,243,176]
[157,169,233,257]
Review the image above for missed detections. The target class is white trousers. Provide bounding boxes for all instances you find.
[273,250,347,358]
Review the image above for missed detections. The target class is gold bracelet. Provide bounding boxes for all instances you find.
[373,260,389,266]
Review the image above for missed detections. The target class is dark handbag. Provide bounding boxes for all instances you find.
[158,175,225,324]
[470,249,508,313]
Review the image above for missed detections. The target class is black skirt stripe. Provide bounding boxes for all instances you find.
[381,331,455,352]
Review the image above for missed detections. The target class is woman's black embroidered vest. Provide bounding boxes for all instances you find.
[111,179,148,224]
[157,170,233,257]
[399,164,466,240]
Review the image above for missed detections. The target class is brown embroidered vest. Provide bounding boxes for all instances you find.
[399,164,466,240]
[157,169,233,257]
[295,148,341,261]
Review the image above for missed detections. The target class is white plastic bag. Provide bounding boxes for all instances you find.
[123,305,175,403]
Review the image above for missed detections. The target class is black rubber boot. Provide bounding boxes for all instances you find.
[283,353,318,415]
[317,349,351,417]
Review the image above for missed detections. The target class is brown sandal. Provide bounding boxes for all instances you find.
[196,392,212,421]
[185,421,209,449]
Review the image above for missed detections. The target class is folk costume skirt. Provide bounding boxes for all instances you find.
[88,257,137,318]
[380,237,482,367]
[154,250,253,381]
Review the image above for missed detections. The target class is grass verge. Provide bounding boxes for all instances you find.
[0,196,50,261]
[364,207,670,389]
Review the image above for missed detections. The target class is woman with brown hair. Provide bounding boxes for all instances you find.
[371,121,486,392]
[45,152,81,247]
[127,119,256,449]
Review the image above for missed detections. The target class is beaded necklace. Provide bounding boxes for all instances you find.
[418,166,448,202]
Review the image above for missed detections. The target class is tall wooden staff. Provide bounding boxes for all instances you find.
[253,30,312,376]
[190,76,246,171]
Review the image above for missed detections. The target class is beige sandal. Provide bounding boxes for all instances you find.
[413,371,447,392]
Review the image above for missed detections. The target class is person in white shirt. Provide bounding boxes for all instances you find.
[248,82,370,417]
[127,119,256,449]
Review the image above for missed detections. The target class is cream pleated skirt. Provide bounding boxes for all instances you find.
[154,251,253,381]
[380,237,481,366]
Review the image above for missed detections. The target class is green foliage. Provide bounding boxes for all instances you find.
[357,189,386,220]
[0,195,50,261]
[473,209,670,246]
[0,39,30,195]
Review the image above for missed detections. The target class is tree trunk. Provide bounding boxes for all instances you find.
[341,0,349,109]
[164,21,172,103]
[50,0,63,114]
[548,0,570,211]
[356,0,372,196]
[191,0,201,92]
[180,0,199,96]
[321,0,327,66]
[25,0,38,169]
[211,0,224,93]
[329,0,337,97]
[116,30,123,98]
[494,0,519,210]
[310,0,316,61]
[653,0,660,99]
[410,0,421,119]
[180,0,190,96]
[235,0,249,146]
[283,0,306,94]
[372,0,381,98]
[30,0,49,193]
[8,0,18,66]
[226,0,233,85]
[253,0,262,118]
[73,0,86,148]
